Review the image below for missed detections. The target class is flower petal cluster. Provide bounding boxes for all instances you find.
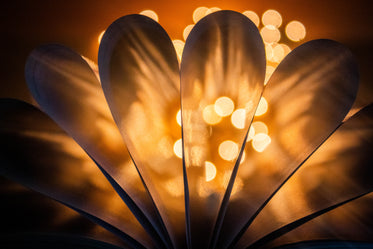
[0,10,373,249]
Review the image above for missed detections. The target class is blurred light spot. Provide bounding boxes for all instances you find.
[139,10,159,22]
[261,26,281,44]
[203,104,222,125]
[209,7,221,13]
[262,9,282,28]
[265,43,274,61]
[176,109,182,126]
[252,121,268,134]
[272,44,285,63]
[231,108,247,129]
[183,24,194,41]
[252,133,271,152]
[255,97,268,116]
[240,151,246,164]
[205,161,217,182]
[193,6,210,23]
[165,176,184,197]
[280,43,291,56]
[215,96,234,117]
[286,21,306,42]
[219,140,239,161]
[242,10,260,27]
[173,39,185,61]
[98,30,105,44]
[246,126,255,142]
[173,139,183,158]
[265,65,276,85]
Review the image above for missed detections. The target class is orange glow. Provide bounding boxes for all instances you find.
[205,161,217,182]
[98,30,105,44]
[139,10,159,22]
[262,9,282,28]
[231,108,247,129]
[260,25,281,44]
[209,7,221,13]
[255,97,268,116]
[203,104,222,125]
[242,10,260,27]
[286,20,306,42]
[219,140,239,161]
[215,96,235,117]
[252,133,271,152]
[173,138,183,158]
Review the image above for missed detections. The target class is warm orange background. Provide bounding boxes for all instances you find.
[1,0,372,105]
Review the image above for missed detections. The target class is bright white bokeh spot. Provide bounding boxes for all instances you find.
[262,9,282,28]
[183,24,194,41]
[193,6,211,23]
[261,26,281,44]
[176,109,182,126]
[173,139,183,158]
[219,140,239,161]
[205,161,217,182]
[242,10,260,27]
[252,133,271,152]
[286,21,306,42]
[172,39,185,61]
[203,104,222,125]
[215,96,235,117]
[98,30,105,44]
[252,121,268,135]
[255,97,268,116]
[231,109,247,129]
[246,126,256,142]
[139,10,159,22]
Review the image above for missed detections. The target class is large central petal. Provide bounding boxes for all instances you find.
[180,11,265,248]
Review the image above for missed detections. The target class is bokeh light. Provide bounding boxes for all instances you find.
[98,30,105,44]
[193,7,210,23]
[203,104,222,125]
[231,109,247,129]
[176,109,182,126]
[205,161,217,182]
[172,39,185,61]
[183,24,194,41]
[242,10,260,27]
[260,26,281,44]
[219,140,239,161]
[139,10,159,22]
[262,9,282,28]
[252,133,271,152]
[255,97,268,116]
[173,138,183,158]
[215,96,235,117]
[286,20,306,42]
[252,121,268,135]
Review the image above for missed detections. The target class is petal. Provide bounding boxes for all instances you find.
[180,11,265,248]
[25,45,167,247]
[98,15,182,248]
[0,99,152,249]
[237,104,373,248]
[0,177,125,247]
[220,39,359,248]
